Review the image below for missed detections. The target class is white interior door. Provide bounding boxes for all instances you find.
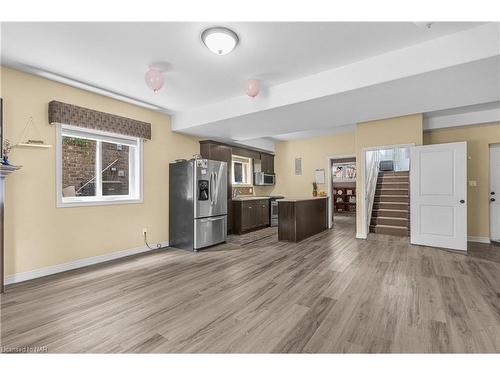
[410,142,467,251]
[490,144,500,242]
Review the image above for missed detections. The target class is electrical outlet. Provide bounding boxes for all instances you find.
[142,228,147,235]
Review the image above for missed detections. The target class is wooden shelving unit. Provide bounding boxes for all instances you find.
[332,159,357,214]
[333,189,356,213]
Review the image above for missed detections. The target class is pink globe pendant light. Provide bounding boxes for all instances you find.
[246,79,260,98]
[145,67,165,92]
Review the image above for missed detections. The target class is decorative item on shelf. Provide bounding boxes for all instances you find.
[347,189,353,195]
[349,196,356,203]
[333,165,343,178]
[337,189,343,195]
[2,139,13,165]
[312,182,318,197]
[346,166,356,179]
[318,191,327,197]
[15,116,53,148]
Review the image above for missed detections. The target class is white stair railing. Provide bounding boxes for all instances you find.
[365,151,380,236]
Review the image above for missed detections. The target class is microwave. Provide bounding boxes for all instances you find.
[254,172,276,186]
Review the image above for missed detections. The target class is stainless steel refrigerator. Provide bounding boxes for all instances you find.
[169,158,227,251]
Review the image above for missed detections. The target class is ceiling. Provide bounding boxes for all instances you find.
[1,22,498,152]
[1,22,484,112]
[175,56,500,139]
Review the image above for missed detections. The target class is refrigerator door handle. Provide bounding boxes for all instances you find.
[210,172,215,205]
[214,171,219,205]
[199,216,225,223]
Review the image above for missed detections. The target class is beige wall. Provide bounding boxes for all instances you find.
[355,114,423,235]
[273,132,356,197]
[1,67,200,276]
[424,122,500,238]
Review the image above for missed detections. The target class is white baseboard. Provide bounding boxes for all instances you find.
[4,240,169,286]
[468,236,491,244]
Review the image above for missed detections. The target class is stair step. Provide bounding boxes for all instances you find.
[377,176,409,182]
[372,209,409,218]
[371,217,408,226]
[373,202,409,210]
[369,224,409,237]
[374,195,409,203]
[375,188,408,195]
[377,182,408,189]
[378,171,409,176]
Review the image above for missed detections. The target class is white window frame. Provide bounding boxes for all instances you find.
[231,155,253,186]
[56,123,143,208]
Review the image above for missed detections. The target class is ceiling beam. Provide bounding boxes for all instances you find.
[173,23,500,131]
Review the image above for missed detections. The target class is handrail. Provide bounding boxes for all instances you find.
[365,152,380,235]
[76,159,119,194]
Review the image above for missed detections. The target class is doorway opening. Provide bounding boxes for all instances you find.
[329,157,357,232]
[363,145,411,238]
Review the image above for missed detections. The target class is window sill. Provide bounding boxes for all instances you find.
[232,183,254,187]
[57,197,143,208]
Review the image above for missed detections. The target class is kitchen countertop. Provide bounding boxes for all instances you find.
[232,196,272,201]
[276,196,329,202]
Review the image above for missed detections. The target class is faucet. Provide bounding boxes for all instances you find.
[233,189,240,198]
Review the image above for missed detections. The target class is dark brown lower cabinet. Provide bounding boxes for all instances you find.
[278,197,328,242]
[232,199,270,234]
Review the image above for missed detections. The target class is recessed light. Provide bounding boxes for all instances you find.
[201,27,239,55]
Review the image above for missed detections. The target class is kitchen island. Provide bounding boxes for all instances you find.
[277,197,328,242]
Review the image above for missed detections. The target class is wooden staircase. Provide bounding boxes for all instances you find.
[370,171,409,236]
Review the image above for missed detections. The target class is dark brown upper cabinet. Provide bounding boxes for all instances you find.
[231,146,260,160]
[260,153,275,174]
[199,141,232,199]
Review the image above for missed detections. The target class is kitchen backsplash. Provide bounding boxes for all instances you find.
[233,185,274,196]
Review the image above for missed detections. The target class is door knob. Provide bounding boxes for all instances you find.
[459,200,465,204]
[492,198,496,202]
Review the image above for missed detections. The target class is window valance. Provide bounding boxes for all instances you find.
[48,100,151,140]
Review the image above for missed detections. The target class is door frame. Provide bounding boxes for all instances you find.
[359,143,415,239]
[490,143,500,243]
[326,154,356,229]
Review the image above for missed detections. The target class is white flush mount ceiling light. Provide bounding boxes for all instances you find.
[201,27,239,55]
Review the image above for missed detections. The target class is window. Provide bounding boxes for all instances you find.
[231,155,252,185]
[56,124,143,207]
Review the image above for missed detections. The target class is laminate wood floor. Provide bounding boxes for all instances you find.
[1,216,499,353]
